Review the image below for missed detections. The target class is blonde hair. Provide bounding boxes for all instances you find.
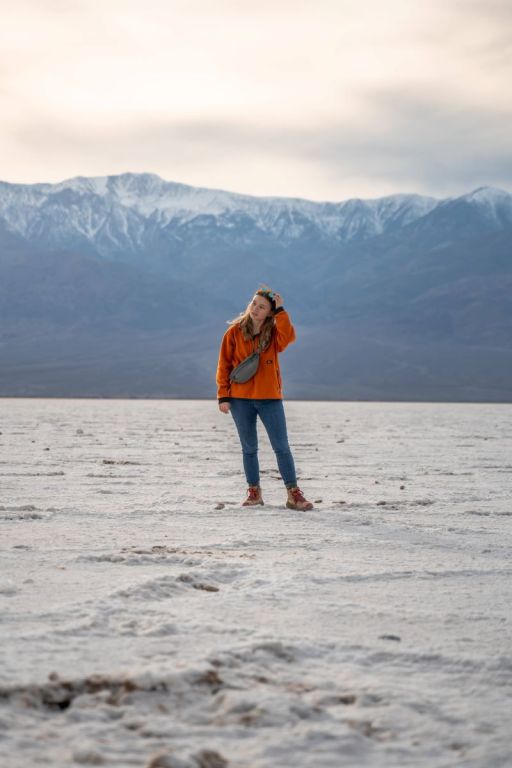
[227,291,276,350]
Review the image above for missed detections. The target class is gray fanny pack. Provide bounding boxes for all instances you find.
[229,337,265,384]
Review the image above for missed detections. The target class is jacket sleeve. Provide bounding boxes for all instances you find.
[216,328,235,400]
[273,309,296,352]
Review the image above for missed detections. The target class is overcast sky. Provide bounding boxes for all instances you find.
[1,0,511,201]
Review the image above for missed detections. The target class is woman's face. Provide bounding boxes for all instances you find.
[249,294,272,324]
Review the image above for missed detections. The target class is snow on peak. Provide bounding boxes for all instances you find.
[463,186,511,204]
[41,175,110,196]
[447,186,512,226]
[1,173,509,251]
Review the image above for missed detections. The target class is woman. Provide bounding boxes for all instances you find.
[217,286,313,511]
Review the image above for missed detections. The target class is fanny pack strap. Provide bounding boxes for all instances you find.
[254,335,265,354]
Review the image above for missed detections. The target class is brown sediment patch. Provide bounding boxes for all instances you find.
[177,574,220,592]
[1,666,225,713]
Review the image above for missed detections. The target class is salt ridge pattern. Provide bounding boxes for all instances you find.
[1,398,511,767]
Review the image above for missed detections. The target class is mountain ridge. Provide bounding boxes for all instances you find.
[1,174,509,243]
[0,173,511,401]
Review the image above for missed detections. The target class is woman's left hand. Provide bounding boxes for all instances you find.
[273,292,283,309]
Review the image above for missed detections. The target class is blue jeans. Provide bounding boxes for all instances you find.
[229,398,297,488]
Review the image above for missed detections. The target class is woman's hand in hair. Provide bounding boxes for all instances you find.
[219,402,231,414]
[273,292,283,309]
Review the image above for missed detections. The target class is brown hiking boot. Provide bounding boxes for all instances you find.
[286,486,313,511]
[242,485,264,506]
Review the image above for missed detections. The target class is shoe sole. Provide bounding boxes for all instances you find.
[286,502,313,510]
[242,501,264,507]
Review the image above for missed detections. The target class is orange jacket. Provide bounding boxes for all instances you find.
[217,309,296,400]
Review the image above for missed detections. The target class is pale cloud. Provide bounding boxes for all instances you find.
[0,0,510,200]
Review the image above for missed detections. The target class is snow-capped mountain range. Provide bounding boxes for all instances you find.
[1,172,510,259]
[0,173,511,401]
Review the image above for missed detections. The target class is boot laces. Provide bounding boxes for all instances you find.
[290,487,306,502]
[247,486,260,500]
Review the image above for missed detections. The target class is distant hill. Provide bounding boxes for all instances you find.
[0,174,511,401]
